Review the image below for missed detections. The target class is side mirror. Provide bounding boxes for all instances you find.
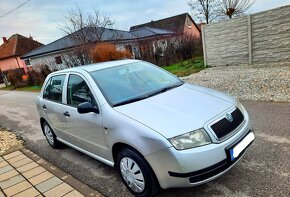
[77,102,99,114]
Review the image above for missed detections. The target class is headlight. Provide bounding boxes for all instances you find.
[169,129,211,150]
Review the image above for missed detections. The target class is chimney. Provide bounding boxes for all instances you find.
[2,37,7,43]
[29,35,33,40]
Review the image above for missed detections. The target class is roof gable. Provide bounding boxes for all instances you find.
[130,13,198,33]
[0,34,43,60]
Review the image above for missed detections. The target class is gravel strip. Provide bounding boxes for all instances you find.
[182,64,290,102]
[0,129,23,156]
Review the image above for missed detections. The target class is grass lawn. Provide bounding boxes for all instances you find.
[0,85,42,92]
[164,57,205,77]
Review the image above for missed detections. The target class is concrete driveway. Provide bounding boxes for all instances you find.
[0,90,289,197]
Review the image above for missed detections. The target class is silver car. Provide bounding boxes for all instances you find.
[36,60,254,196]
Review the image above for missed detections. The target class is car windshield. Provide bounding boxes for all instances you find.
[90,61,184,106]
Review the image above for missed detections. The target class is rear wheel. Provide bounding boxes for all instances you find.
[117,148,159,197]
[42,121,61,148]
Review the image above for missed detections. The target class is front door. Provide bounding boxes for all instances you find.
[61,74,109,160]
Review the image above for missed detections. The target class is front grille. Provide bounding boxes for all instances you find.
[211,108,244,139]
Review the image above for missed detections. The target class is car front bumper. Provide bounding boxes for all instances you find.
[145,115,254,189]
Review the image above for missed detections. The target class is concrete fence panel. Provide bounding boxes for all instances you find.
[202,5,290,66]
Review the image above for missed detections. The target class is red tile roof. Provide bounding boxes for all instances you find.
[0,34,43,60]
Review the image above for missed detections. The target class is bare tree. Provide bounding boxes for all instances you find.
[187,0,219,24]
[58,6,114,66]
[217,0,256,18]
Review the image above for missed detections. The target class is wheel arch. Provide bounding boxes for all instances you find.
[112,142,142,166]
[112,142,161,195]
[40,117,46,135]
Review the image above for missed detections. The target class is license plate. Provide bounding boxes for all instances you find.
[229,132,254,161]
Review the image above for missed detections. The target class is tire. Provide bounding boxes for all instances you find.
[117,147,160,197]
[42,121,61,148]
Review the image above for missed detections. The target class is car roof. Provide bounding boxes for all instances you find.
[52,59,141,74]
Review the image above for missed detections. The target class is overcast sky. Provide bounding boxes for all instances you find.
[0,0,290,45]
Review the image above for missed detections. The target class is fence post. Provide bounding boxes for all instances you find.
[247,15,253,65]
[201,25,207,67]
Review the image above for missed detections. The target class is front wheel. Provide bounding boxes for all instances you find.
[117,148,159,197]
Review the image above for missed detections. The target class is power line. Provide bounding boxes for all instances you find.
[0,0,32,19]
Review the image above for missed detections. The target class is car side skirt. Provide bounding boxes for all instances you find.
[57,137,114,167]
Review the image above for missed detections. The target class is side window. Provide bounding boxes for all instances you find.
[43,75,65,103]
[43,78,52,99]
[67,74,96,107]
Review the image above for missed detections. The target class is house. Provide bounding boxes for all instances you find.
[0,34,43,75]
[130,13,201,38]
[21,27,174,68]
[21,13,200,68]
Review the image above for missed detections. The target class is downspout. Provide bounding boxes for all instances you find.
[15,57,21,68]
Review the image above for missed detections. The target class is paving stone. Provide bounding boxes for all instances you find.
[35,176,63,193]
[63,190,85,197]
[0,165,13,175]
[6,154,26,163]
[0,169,18,182]
[11,157,32,168]
[29,171,54,185]
[22,166,46,179]
[13,187,40,197]
[61,174,102,197]
[0,174,25,189]
[17,161,39,173]
[1,151,100,197]
[2,151,22,160]
[3,180,32,196]
[0,161,8,168]
[44,182,74,197]
[0,191,5,197]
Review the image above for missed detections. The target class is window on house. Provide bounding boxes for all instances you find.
[24,59,31,66]
[187,20,192,29]
[55,56,63,64]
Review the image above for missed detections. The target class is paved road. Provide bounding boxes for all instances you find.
[0,90,289,197]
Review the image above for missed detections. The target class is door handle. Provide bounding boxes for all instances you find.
[42,105,47,110]
[63,111,70,117]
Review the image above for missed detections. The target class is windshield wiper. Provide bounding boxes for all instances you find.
[113,94,152,107]
[113,81,184,107]
[157,81,184,93]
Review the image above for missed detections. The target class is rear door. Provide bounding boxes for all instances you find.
[41,74,68,137]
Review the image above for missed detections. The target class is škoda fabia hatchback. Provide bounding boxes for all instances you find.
[36,60,254,196]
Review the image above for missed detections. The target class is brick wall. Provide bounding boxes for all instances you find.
[202,5,290,66]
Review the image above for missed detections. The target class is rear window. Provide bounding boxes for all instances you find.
[43,75,66,103]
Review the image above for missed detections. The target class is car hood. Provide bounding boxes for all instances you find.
[114,83,236,139]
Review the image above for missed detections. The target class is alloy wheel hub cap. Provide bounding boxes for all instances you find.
[120,157,145,193]
[44,125,54,144]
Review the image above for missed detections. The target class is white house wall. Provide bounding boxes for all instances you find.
[29,51,68,70]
